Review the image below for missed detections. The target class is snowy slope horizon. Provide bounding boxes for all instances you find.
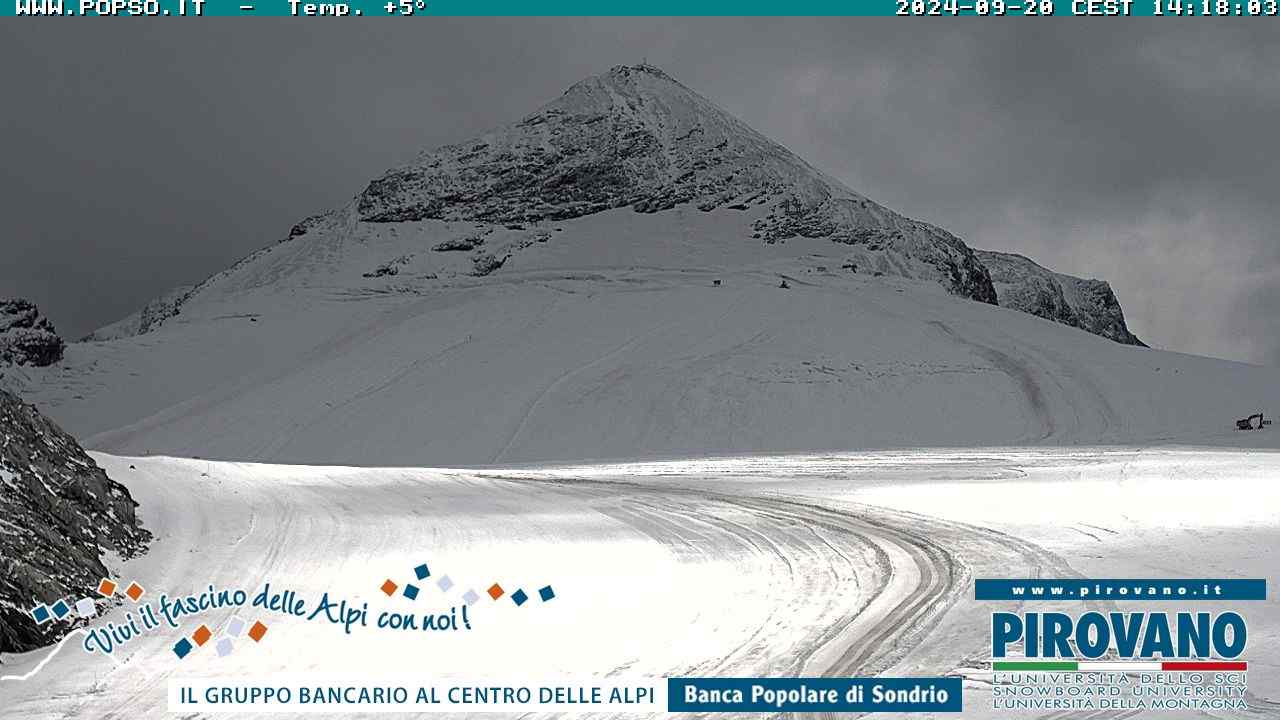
[12,213,1278,465]
[8,64,1277,465]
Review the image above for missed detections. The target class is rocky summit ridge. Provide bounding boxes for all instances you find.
[354,64,998,304]
[979,250,1144,346]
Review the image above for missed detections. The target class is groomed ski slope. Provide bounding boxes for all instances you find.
[1,449,1277,720]
[12,207,1280,465]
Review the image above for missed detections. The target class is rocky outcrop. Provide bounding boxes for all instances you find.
[977,250,1145,346]
[355,65,997,304]
[0,299,64,367]
[0,389,150,654]
[432,234,486,252]
[362,254,414,278]
[284,211,333,242]
[1059,275,1147,347]
[471,252,508,277]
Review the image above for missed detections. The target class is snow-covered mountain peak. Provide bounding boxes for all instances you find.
[354,65,996,302]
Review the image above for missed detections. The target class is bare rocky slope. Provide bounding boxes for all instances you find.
[0,389,149,654]
[977,250,1145,346]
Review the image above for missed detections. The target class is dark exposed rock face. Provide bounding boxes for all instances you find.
[355,65,997,304]
[285,212,333,242]
[1062,277,1147,347]
[977,250,1145,346]
[0,299,65,367]
[432,235,485,252]
[0,389,150,654]
[363,255,414,278]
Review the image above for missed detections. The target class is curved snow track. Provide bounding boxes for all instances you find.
[489,474,974,679]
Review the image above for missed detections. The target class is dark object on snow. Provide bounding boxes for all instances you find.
[779,280,790,289]
[433,235,485,252]
[1236,413,1272,431]
[471,253,508,277]
[363,254,414,277]
[284,212,330,242]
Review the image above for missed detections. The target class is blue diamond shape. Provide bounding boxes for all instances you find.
[50,599,71,619]
[511,589,528,606]
[173,638,193,659]
[403,583,420,600]
[31,605,51,624]
[414,563,430,580]
[538,585,555,602]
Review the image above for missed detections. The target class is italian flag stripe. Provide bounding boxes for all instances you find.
[1161,661,1248,671]
[992,660,1247,671]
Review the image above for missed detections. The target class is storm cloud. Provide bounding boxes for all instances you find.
[1,21,1276,364]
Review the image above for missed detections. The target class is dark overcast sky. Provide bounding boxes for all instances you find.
[1,21,1276,365]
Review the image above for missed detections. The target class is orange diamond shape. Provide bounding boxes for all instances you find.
[125,582,145,601]
[192,624,212,646]
[487,583,504,600]
[248,621,268,642]
[97,579,117,597]
[380,579,398,596]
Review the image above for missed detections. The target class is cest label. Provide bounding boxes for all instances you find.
[1071,0,1133,11]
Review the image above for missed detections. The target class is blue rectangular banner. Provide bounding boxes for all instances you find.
[667,677,962,713]
[975,578,1267,601]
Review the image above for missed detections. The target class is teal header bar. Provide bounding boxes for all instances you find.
[4,0,1276,15]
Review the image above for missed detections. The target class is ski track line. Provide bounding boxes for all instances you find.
[491,291,744,464]
[254,331,480,459]
[927,320,1055,443]
[489,472,1095,720]
[487,474,977,720]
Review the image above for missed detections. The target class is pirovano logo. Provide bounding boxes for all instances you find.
[978,579,1264,713]
[992,611,1247,663]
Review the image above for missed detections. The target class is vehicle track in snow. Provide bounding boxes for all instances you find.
[486,467,1118,720]
[483,473,1083,713]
